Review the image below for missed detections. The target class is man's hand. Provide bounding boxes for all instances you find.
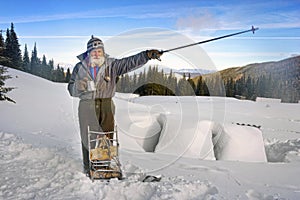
[147,49,163,61]
[76,77,89,91]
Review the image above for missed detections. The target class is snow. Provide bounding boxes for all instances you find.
[256,97,282,103]
[1,67,300,199]
[212,122,267,162]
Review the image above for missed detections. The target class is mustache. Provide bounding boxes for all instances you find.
[89,56,105,66]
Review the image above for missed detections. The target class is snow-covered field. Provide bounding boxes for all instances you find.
[1,67,300,200]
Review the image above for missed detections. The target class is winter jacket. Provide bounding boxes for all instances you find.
[68,51,149,99]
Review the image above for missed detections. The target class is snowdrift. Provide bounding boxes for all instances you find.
[0,132,219,200]
[212,122,267,162]
[1,67,300,199]
[0,68,268,162]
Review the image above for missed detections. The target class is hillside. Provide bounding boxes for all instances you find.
[193,56,300,103]
[1,67,300,199]
[217,55,300,80]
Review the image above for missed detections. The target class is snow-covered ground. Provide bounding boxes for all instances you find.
[1,67,300,199]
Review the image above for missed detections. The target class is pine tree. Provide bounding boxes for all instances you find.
[30,43,39,75]
[167,70,177,95]
[41,54,47,78]
[225,78,234,97]
[65,68,71,83]
[59,67,65,82]
[10,23,22,70]
[196,76,210,96]
[55,65,65,82]
[42,55,47,66]
[2,28,12,67]
[0,31,4,57]
[4,23,22,70]
[123,74,130,92]
[22,44,30,72]
[48,59,54,70]
[0,66,15,103]
[0,31,9,66]
[245,76,253,99]
[52,64,65,82]
[176,77,194,96]
[187,77,196,94]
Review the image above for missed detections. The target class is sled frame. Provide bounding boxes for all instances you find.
[88,125,122,181]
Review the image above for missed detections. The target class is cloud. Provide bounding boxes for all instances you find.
[176,11,221,32]
[0,4,177,25]
[0,11,125,24]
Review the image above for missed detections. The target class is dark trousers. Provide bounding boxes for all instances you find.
[78,98,115,171]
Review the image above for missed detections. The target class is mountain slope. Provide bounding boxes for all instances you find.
[216,55,300,80]
[1,67,300,199]
[193,56,300,102]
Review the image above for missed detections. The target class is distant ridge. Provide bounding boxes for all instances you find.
[215,55,300,81]
[193,56,300,103]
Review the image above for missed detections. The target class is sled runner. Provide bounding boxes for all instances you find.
[88,126,122,181]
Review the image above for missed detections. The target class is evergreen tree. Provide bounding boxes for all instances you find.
[257,75,266,97]
[195,76,203,95]
[196,76,210,96]
[51,64,64,82]
[225,78,235,97]
[40,54,48,78]
[116,74,123,92]
[245,76,254,99]
[0,31,9,66]
[167,70,177,95]
[30,43,39,75]
[42,55,47,66]
[22,44,30,72]
[0,31,4,57]
[4,23,22,70]
[176,77,194,96]
[236,75,245,96]
[65,68,71,83]
[4,28,10,58]
[0,66,15,103]
[59,67,65,82]
[187,77,196,93]
[53,65,65,83]
[2,28,12,67]
[48,59,54,70]
[123,74,131,93]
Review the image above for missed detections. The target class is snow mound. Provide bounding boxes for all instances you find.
[155,118,215,160]
[154,119,267,162]
[212,122,267,162]
[0,132,219,200]
[0,68,268,162]
[0,68,80,150]
[114,92,139,101]
[265,139,300,162]
[246,189,283,200]
[114,97,161,152]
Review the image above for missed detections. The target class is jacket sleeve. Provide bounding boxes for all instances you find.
[112,51,150,76]
[67,63,81,97]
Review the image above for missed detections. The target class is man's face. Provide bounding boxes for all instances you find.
[90,48,104,59]
[89,48,105,67]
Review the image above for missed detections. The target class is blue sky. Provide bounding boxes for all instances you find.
[0,0,299,70]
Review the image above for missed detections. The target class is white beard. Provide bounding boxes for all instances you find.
[90,56,105,67]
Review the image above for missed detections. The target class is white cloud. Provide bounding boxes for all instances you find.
[176,11,221,32]
[0,4,177,24]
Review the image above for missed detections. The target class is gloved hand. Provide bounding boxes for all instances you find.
[76,77,89,91]
[147,49,163,61]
